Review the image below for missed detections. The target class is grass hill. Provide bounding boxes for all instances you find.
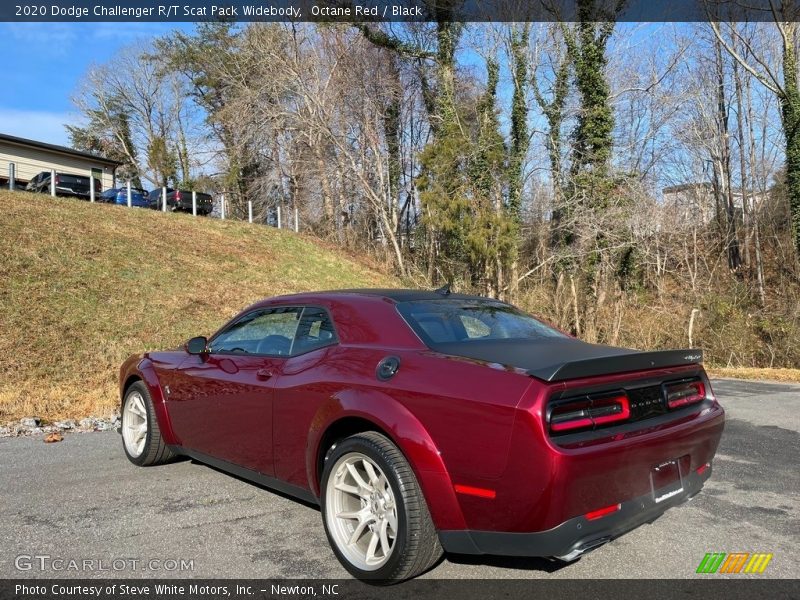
[0,191,397,423]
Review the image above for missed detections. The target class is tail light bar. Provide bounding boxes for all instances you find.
[663,380,706,409]
[585,503,621,521]
[549,392,630,433]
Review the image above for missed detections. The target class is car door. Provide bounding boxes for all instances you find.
[167,306,303,475]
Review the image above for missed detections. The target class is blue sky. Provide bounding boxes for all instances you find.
[0,22,187,146]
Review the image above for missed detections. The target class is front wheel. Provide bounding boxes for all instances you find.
[121,382,174,466]
[320,432,442,582]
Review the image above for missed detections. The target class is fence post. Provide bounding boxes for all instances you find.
[50,169,56,197]
[126,181,132,207]
[277,205,282,229]
[8,163,15,191]
[89,170,95,203]
[248,201,253,223]
[294,207,299,232]
[192,191,197,217]
[162,186,167,212]
[221,194,226,220]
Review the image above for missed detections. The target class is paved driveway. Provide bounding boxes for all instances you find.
[0,379,797,579]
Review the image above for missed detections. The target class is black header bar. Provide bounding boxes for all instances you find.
[3,0,800,23]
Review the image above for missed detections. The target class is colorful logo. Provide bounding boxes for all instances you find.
[696,552,773,574]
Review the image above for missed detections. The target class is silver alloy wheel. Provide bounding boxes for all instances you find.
[325,452,399,571]
[122,391,148,458]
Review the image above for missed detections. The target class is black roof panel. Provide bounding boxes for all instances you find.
[324,288,493,302]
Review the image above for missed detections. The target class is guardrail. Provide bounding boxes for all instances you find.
[4,160,301,231]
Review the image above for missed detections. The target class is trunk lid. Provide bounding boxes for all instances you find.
[431,337,703,381]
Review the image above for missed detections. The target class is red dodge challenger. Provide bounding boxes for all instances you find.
[119,288,725,581]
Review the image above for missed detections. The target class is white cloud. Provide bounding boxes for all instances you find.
[1,23,78,54]
[0,109,82,147]
[91,22,174,41]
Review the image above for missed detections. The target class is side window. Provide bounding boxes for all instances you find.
[209,307,302,356]
[292,307,337,354]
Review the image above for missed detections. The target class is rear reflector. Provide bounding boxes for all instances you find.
[454,484,496,499]
[665,380,706,409]
[696,462,710,475]
[585,503,621,521]
[550,393,630,433]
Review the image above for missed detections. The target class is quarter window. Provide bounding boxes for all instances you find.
[292,307,337,354]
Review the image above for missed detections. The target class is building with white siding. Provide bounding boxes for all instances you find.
[0,133,121,192]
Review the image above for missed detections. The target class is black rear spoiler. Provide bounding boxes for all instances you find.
[532,349,704,382]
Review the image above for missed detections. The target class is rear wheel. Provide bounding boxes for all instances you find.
[121,382,174,466]
[320,432,442,582]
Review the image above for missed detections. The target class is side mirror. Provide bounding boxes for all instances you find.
[186,336,208,355]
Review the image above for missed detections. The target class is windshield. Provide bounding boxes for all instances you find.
[396,299,566,345]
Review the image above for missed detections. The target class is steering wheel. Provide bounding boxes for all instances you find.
[256,335,290,355]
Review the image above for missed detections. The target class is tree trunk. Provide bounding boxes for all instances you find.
[744,71,767,304]
[315,149,334,229]
[732,56,752,271]
[781,23,800,264]
[713,31,742,271]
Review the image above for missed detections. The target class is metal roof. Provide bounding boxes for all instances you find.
[0,132,123,166]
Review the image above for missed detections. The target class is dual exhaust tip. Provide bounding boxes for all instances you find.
[554,536,611,563]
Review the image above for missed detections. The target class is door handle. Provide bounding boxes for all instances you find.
[256,368,274,380]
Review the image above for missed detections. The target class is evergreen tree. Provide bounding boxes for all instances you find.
[67,103,140,187]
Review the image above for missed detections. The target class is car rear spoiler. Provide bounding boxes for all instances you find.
[531,349,704,382]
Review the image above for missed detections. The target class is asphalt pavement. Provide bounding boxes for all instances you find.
[0,378,797,579]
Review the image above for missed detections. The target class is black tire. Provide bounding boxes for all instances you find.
[320,432,443,583]
[121,381,175,467]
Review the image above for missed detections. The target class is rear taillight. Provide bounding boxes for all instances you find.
[54,175,60,185]
[550,399,592,432]
[664,380,706,409]
[175,191,181,202]
[550,392,630,433]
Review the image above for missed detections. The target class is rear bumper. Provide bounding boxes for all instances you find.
[56,188,89,198]
[172,199,211,212]
[438,465,711,558]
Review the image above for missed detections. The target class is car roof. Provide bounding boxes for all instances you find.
[263,288,495,304]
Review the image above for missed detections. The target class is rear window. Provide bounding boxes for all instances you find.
[397,299,566,345]
[58,175,88,185]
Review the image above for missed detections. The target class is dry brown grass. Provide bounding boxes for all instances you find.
[0,191,397,423]
[706,367,800,383]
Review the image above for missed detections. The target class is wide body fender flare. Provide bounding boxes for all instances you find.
[306,388,468,530]
[119,356,179,446]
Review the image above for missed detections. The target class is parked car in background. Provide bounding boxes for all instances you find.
[119,288,725,582]
[25,171,99,199]
[99,187,150,208]
[148,188,213,215]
